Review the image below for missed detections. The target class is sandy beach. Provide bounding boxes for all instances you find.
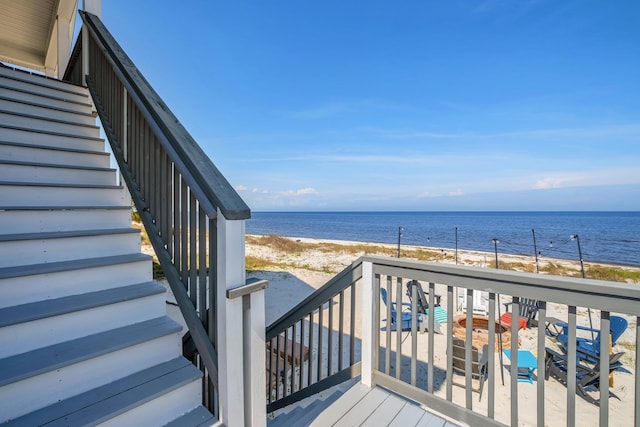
[245,234,638,426]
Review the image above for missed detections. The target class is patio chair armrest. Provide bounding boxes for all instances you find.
[555,320,599,334]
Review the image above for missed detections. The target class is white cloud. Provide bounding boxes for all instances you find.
[533,178,564,189]
[279,187,319,197]
[449,189,465,196]
[235,185,248,191]
[418,192,442,198]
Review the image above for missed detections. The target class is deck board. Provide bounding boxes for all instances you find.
[361,392,407,426]
[333,387,388,426]
[310,383,452,427]
[388,401,428,426]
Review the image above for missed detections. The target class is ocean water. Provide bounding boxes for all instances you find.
[246,212,640,266]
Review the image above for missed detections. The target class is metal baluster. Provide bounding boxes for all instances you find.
[317,303,324,381]
[338,290,344,371]
[308,312,314,387]
[327,296,333,377]
[350,283,356,367]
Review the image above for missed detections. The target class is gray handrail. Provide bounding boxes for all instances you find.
[63,12,253,415]
[76,11,249,220]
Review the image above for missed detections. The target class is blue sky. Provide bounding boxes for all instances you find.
[102,1,639,211]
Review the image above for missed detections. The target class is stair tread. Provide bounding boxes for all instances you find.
[0,95,95,118]
[0,253,151,280]
[0,159,115,172]
[0,109,100,129]
[0,316,181,387]
[7,357,202,427]
[163,405,217,427]
[0,124,103,141]
[0,227,138,242]
[0,82,91,107]
[0,181,122,189]
[0,67,89,97]
[0,282,164,327]
[0,139,107,155]
[0,206,130,211]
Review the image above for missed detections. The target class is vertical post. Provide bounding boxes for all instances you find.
[492,238,499,269]
[455,227,458,265]
[572,234,594,338]
[396,226,403,258]
[361,260,375,387]
[82,0,102,86]
[217,211,261,427]
[532,229,539,273]
[57,15,72,78]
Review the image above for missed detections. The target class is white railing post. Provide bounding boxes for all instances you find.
[216,211,247,426]
[244,287,267,427]
[361,260,375,387]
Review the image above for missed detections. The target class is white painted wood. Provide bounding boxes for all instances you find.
[0,111,100,138]
[0,230,140,268]
[0,98,96,125]
[360,393,407,426]
[0,255,152,308]
[333,388,388,427]
[0,78,88,104]
[246,289,267,427]
[311,383,369,427]
[0,162,115,185]
[0,207,131,234]
[0,87,92,113]
[361,260,374,387]
[0,331,181,422]
[56,10,73,78]
[216,210,247,427]
[99,378,201,427]
[0,183,129,206]
[0,290,166,358]
[83,0,103,19]
[0,126,103,150]
[0,143,110,167]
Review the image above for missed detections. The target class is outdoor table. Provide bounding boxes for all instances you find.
[503,349,537,383]
[544,316,565,337]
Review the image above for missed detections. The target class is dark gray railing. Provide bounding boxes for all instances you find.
[64,11,250,416]
[265,260,363,412]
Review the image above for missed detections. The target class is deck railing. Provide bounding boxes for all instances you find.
[265,260,363,412]
[64,11,265,426]
[269,255,639,426]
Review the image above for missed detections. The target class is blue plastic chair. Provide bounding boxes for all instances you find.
[556,315,628,363]
[379,288,424,331]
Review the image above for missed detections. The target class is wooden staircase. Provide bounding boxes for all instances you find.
[0,66,216,426]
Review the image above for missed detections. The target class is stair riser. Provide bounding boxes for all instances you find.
[0,98,96,125]
[0,209,131,234]
[0,293,168,359]
[0,233,140,268]
[0,68,89,96]
[0,144,110,167]
[0,112,100,138]
[0,332,182,422]
[0,126,103,151]
[100,378,202,427]
[0,77,89,104]
[0,260,152,308]
[0,87,91,114]
[0,185,129,207]
[0,163,115,185]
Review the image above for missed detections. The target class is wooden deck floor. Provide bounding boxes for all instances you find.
[310,383,457,427]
